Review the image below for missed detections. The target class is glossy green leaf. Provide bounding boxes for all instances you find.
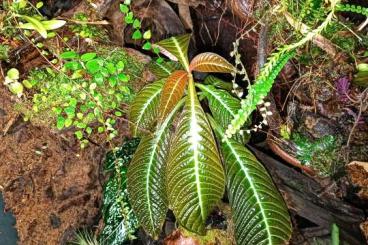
[22,79,33,89]
[203,75,233,91]
[132,30,142,40]
[133,19,141,29]
[75,130,83,139]
[143,30,152,40]
[148,61,182,79]
[36,2,43,8]
[41,20,66,30]
[7,68,19,80]
[60,51,78,59]
[129,80,165,136]
[124,12,134,24]
[196,84,248,144]
[166,78,225,234]
[64,61,81,70]
[156,34,191,71]
[56,116,65,130]
[159,70,188,121]
[80,52,97,62]
[353,71,368,87]
[8,82,24,97]
[189,52,236,73]
[142,42,151,50]
[86,59,100,73]
[17,15,47,38]
[119,4,129,14]
[128,100,184,237]
[209,117,292,245]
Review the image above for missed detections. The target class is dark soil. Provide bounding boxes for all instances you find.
[0,84,106,244]
[0,193,18,245]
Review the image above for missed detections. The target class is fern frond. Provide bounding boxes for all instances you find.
[225,0,341,138]
[299,0,324,24]
[336,4,368,17]
[225,49,295,138]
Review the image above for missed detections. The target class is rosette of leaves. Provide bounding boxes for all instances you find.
[100,138,140,245]
[18,48,144,147]
[127,34,292,243]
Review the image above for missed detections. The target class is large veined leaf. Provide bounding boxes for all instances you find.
[166,78,225,234]
[189,52,236,73]
[204,75,233,91]
[159,70,188,121]
[196,83,248,144]
[156,34,191,71]
[127,100,184,237]
[16,15,47,38]
[129,80,165,136]
[209,117,292,245]
[148,61,182,79]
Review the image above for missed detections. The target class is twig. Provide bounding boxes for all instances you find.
[358,17,368,31]
[346,89,368,147]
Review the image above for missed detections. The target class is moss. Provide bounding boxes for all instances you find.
[180,228,234,245]
[292,133,342,176]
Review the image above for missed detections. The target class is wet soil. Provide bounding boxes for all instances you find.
[0,193,18,245]
[0,84,106,244]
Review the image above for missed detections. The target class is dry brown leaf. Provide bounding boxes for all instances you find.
[164,230,200,245]
[178,4,193,30]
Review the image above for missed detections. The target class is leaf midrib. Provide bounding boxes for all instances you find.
[144,99,185,231]
[225,138,272,245]
[134,88,162,134]
[188,80,205,221]
[173,37,189,71]
[197,84,236,117]
[161,71,187,118]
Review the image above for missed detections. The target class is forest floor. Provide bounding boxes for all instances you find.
[0,84,105,244]
[1,0,368,244]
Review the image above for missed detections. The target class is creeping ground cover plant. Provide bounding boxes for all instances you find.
[126,34,292,244]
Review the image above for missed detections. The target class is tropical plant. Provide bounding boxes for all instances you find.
[226,0,342,138]
[100,138,141,244]
[16,47,144,147]
[4,68,23,97]
[119,0,154,51]
[71,230,100,245]
[126,34,292,244]
[1,0,65,39]
[0,44,10,61]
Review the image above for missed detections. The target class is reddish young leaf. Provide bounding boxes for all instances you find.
[159,70,188,121]
[189,52,236,73]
